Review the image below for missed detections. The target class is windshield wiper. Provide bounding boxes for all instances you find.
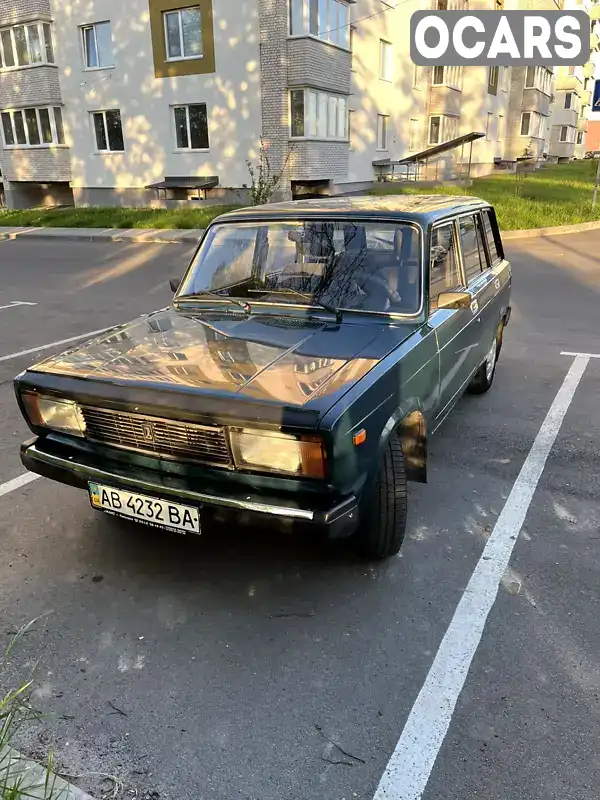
[250,288,343,324]
[176,291,251,314]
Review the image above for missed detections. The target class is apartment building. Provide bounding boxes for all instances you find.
[0,0,596,209]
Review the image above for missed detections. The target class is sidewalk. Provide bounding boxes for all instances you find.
[0,226,205,244]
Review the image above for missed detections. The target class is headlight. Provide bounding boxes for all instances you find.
[21,393,86,437]
[230,428,325,478]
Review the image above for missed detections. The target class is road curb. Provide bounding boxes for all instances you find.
[0,746,96,799]
[0,227,204,244]
[502,219,600,240]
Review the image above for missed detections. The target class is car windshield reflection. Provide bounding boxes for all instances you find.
[177,220,422,315]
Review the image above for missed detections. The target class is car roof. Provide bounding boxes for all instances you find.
[215,195,490,226]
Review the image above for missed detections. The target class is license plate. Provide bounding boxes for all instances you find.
[89,483,201,535]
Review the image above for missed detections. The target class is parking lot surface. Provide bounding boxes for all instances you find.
[0,233,598,800]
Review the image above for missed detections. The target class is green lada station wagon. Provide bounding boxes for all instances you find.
[15,196,511,560]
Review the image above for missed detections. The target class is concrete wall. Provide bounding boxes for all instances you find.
[347,0,429,184]
[53,0,263,194]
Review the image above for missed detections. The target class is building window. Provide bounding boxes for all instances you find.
[520,112,545,138]
[565,92,573,109]
[525,66,552,95]
[568,65,576,76]
[164,6,203,61]
[289,0,350,49]
[0,21,55,69]
[429,115,441,145]
[502,66,510,91]
[349,26,355,69]
[409,118,419,150]
[379,40,392,81]
[498,114,504,142]
[413,63,420,89]
[560,125,569,142]
[486,112,493,141]
[92,109,124,151]
[437,0,448,8]
[577,131,584,144]
[81,22,113,69]
[289,89,347,139]
[377,114,388,150]
[1,106,65,148]
[432,65,461,89]
[488,65,499,95]
[173,103,209,149]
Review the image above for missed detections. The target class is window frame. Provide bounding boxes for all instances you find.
[379,39,392,82]
[488,65,499,95]
[428,219,464,313]
[481,207,503,265]
[0,106,65,148]
[163,6,203,62]
[577,130,584,145]
[428,115,441,145]
[91,108,125,153]
[81,21,114,70]
[0,21,55,70]
[288,0,350,50]
[376,113,388,150]
[565,92,572,110]
[458,212,490,285]
[172,102,210,151]
[485,112,493,141]
[559,125,569,143]
[289,88,348,141]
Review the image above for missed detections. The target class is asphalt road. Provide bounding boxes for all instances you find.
[0,233,599,800]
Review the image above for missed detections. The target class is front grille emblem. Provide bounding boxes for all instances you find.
[141,422,155,443]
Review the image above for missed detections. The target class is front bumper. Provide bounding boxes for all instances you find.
[21,436,359,539]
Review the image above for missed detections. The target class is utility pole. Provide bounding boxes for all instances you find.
[593,155,600,209]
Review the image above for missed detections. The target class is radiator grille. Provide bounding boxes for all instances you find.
[81,406,232,467]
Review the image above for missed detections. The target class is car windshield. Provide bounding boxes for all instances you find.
[177,220,422,315]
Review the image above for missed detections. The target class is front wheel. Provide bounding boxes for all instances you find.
[468,325,502,395]
[353,436,407,560]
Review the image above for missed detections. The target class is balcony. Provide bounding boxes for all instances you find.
[578,117,589,132]
[1,148,71,183]
[428,85,462,117]
[287,140,349,181]
[287,37,351,94]
[555,74,584,93]
[522,88,551,116]
[549,140,576,159]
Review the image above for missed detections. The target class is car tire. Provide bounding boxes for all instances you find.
[467,324,502,395]
[353,435,408,560]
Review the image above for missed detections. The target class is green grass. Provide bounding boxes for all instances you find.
[0,204,241,230]
[370,160,600,230]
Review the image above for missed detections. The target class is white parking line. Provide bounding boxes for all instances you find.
[0,301,37,311]
[561,351,600,359]
[0,472,39,498]
[373,353,590,800]
[0,327,108,364]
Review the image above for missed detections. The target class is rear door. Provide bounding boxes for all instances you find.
[458,210,507,371]
[428,219,477,423]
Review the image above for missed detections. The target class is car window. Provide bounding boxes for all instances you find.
[459,215,488,283]
[179,220,422,315]
[429,222,461,310]
[482,209,501,264]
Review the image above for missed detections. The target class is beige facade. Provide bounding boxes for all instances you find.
[0,0,598,208]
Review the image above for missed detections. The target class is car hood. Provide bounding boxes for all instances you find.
[30,308,418,411]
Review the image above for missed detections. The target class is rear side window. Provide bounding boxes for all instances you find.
[459,215,488,283]
[482,209,501,264]
[429,222,461,309]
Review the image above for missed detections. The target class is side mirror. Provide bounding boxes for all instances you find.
[435,291,471,311]
[170,278,181,293]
